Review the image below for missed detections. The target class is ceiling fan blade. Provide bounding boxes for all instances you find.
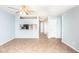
[8,7,18,10]
[8,5,34,15]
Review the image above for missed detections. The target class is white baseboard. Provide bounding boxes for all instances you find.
[0,37,15,46]
[47,35,62,39]
[48,36,61,39]
[62,40,79,52]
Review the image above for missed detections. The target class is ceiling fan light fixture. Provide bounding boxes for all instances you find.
[8,5,33,16]
[19,5,31,16]
[19,12,28,16]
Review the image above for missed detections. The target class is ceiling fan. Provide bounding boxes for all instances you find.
[8,5,34,15]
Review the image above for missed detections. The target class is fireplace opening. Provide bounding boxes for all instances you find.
[21,24,29,29]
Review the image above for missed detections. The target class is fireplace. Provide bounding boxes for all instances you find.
[20,24,37,30]
[22,24,29,29]
[20,24,29,30]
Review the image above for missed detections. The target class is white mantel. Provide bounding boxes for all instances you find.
[15,16,39,38]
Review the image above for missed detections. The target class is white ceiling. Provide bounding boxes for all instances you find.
[0,5,76,17]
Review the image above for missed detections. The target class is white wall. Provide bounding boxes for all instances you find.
[56,16,62,38]
[48,16,62,38]
[62,6,79,52]
[0,10,15,45]
[15,17,39,38]
[48,17,56,38]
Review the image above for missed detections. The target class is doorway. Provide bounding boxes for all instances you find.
[39,17,48,38]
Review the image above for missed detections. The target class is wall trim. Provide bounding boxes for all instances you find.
[62,40,79,52]
[0,37,15,46]
[48,36,62,39]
